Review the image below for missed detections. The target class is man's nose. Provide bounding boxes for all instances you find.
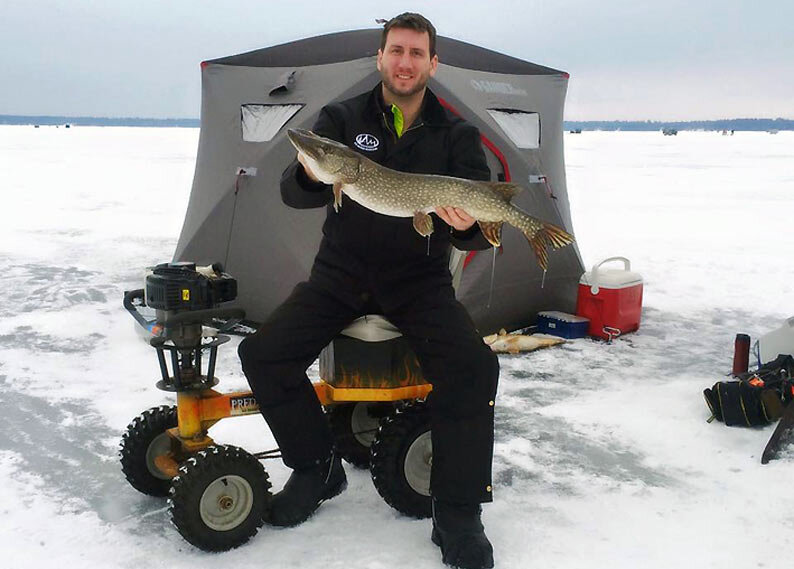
[397,53,413,68]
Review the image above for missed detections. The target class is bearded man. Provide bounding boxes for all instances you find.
[238,13,499,569]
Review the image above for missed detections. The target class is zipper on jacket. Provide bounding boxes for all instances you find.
[381,113,398,143]
[404,120,424,134]
[381,113,424,143]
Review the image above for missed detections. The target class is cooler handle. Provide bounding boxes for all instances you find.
[590,256,631,295]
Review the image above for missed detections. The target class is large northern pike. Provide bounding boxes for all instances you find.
[287,128,574,270]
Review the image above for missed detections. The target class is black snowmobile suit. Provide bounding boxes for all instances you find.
[239,84,500,505]
[282,84,493,301]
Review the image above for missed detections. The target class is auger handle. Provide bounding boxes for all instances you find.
[123,289,152,331]
[123,289,246,332]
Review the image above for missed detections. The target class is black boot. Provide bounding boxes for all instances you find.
[265,453,347,527]
[432,499,494,569]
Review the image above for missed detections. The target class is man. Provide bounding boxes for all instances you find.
[238,13,499,569]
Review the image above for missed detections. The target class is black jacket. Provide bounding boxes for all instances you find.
[280,84,491,305]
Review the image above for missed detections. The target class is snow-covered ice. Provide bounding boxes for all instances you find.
[1,125,793,568]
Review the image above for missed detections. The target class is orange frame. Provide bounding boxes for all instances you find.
[154,380,433,473]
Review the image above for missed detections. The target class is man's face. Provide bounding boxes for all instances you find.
[377,27,438,98]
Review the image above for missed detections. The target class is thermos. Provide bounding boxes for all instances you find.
[732,333,751,376]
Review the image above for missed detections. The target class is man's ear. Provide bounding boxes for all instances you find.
[429,54,439,77]
[376,49,383,71]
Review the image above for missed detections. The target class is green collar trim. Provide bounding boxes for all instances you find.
[390,104,404,138]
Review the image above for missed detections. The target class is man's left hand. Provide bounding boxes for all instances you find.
[435,207,476,232]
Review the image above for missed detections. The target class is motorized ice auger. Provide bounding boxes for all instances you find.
[120,262,436,551]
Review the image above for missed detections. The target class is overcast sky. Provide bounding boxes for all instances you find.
[1,0,792,121]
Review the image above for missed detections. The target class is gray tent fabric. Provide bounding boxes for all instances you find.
[174,29,584,335]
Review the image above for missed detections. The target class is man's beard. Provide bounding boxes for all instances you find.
[381,70,430,98]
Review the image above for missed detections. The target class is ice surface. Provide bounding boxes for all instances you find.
[1,126,793,568]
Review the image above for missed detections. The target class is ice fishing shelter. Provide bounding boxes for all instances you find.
[174,29,584,334]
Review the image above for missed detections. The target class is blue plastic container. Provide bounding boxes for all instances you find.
[536,311,590,339]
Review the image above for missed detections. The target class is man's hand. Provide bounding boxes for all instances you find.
[435,207,476,232]
[297,152,321,183]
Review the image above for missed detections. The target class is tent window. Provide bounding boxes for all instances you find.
[241,104,303,142]
[486,109,540,149]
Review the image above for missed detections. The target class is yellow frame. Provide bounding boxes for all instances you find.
[153,380,432,476]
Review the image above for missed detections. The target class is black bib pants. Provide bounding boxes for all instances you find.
[238,273,499,505]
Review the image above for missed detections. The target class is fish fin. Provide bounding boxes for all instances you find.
[523,223,575,271]
[333,183,343,212]
[542,222,575,249]
[498,328,508,336]
[343,154,362,183]
[477,221,503,247]
[482,182,524,202]
[525,229,550,271]
[412,211,434,237]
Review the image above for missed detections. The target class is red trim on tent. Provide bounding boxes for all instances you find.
[561,72,570,79]
[437,96,511,268]
[479,136,511,182]
[201,61,209,70]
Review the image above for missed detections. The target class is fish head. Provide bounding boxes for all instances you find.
[287,129,361,184]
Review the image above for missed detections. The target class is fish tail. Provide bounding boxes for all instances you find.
[522,223,574,271]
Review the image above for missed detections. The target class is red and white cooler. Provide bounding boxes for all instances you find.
[576,257,643,340]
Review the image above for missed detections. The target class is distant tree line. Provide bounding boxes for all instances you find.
[563,118,793,131]
[1,115,791,131]
[0,115,200,127]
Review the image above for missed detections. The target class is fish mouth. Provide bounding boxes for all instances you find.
[287,128,352,161]
[287,128,323,160]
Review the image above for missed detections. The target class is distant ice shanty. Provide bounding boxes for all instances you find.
[174,29,584,334]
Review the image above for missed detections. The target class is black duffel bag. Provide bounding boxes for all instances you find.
[704,354,793,427]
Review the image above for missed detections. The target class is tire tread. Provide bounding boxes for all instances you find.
[370,402,432,519]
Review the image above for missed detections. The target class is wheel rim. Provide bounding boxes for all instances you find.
[403,431,432,496]
[199,475,254,532]
[145,433,173,480]
[351,403,381,447]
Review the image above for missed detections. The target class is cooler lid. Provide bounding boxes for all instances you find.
[579,270,643,290]
[579,256,643,291]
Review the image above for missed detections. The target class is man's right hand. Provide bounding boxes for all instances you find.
[297,153,321,183]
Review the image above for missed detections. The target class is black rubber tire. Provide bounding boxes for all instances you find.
[120,405,178,497]
[328,402,392,469]
[370,402,432,519]
[169,445,272,552]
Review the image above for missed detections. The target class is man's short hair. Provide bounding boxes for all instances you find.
[380,13,437,58]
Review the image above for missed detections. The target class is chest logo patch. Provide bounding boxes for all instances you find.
[354,133,380,152]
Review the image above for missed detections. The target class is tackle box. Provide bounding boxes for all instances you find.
[536,311,590,339]
[576,257,643,340]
